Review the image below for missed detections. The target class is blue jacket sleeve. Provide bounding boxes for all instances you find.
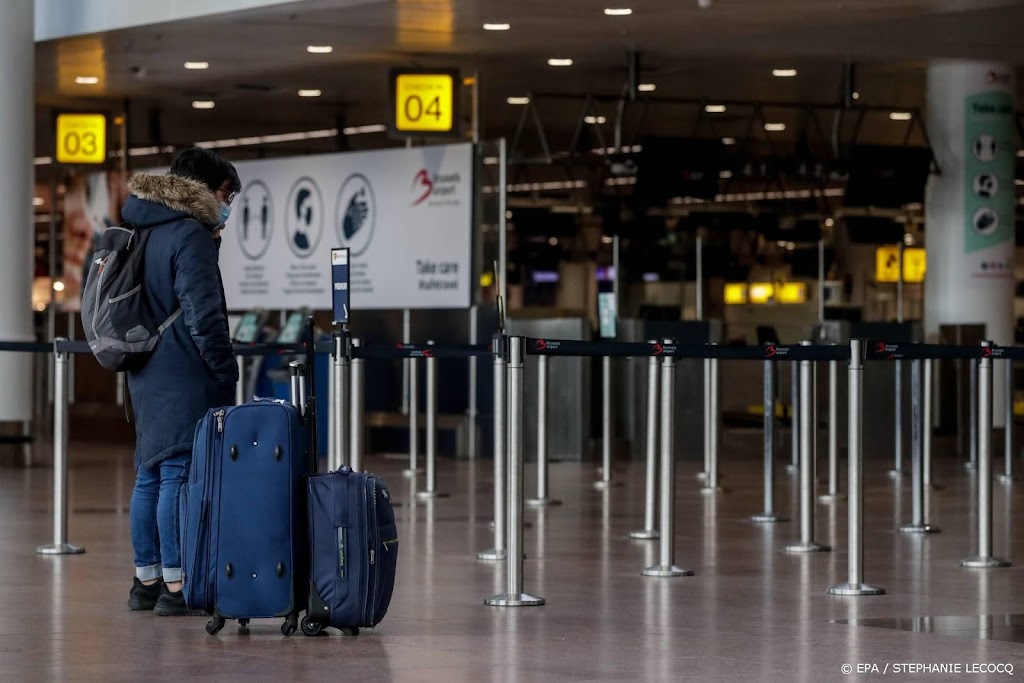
[173,224,238,387]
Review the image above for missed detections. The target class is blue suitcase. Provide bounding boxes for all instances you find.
[300,466,398,637]
[180,395,311,636]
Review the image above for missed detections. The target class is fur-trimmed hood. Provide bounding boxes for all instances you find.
[127,173,221,227]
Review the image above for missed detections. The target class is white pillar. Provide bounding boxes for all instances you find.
[925,61,1016,426]
[0,1,35,422]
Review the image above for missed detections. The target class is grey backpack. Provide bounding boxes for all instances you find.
[81,222,181,372]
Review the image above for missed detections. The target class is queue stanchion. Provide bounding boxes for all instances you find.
[350,338,365,473]
[819,357,845,503]
[786,342,830,554]
[631,345,661,539]
[968,359,978,471]
[528,354,561,507]
[485,336,545,606]
[643,340,694,578]
[828,340,883,595]
[889,360,905,478]
[698,357,711,482]
[594,355,619,490]
[404,355,422,479]
[961,342,1011,568]
[478,335,508,561]
[701,347,724,494]
[787,360,799,474]
[36,340,85,556]
[330,332,350,472]
[235,356,246,405]
[417,342,448,501]
[752,355,785,523]
[327,347,337,466]
[1000,358,1015,484]
[901,358,939,534]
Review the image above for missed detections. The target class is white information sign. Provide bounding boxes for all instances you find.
[219,142,474,310]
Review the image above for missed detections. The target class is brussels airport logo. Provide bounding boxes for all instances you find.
[236,180,273,260]
[335,173,376,257]
[284,177,324,259]
[411,167,462,206]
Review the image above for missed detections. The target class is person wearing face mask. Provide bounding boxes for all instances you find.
[119,147,240,616]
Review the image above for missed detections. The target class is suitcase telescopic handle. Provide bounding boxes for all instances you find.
[288,360,306,415]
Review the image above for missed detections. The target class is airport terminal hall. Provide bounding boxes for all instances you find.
[6,0,1024,680]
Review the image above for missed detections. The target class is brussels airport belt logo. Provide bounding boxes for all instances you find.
[284,177,324,259]
[335,173,376,257]
[411,168,462,206]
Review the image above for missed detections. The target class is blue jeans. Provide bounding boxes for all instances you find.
[130,452,190,583]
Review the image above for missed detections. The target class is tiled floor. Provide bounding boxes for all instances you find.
[2,431,1024,681]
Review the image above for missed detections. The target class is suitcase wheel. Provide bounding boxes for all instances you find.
[206,617,226,636]
[238,618,250,634]
[282,617,298,637]
[300,616,323,637]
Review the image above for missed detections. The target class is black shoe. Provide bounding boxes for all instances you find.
[128,577,163,611]
[153,584,206,617]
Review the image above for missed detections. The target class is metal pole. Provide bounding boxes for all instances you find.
[528,354,560,506]
[478,337,508,561]
[924,358,936,491]
[753,357,785,523]
[632,345,660,538]
[350,338,364,473]
[901,359,938,534]
[486,336,545,606]
[829,339,883,595]
[66,313,76,404]
[819,358,844,503]
[37,341,84,555]
[331,333,350,472]
[643,342,694,578]
[788,360,799,474]
[1000,358,1015,483]
[594,355,617,489]
[896,240,905,324]
[498,137,508,313]
[786,342,829,553]
[417,342,448,500]
[467,306,478,460]
[401,309,411,415]
[695,235,704,321]
[961,343,1011,568]
[404,356,421,478]
[890,360,905,477]
[698,357,711,481]
[701,352,723,494]
[968,359,978,470]
[817,238,825,325]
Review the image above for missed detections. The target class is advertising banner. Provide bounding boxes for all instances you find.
[219,142,474,311]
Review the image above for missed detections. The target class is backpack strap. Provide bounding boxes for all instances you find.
[158,308,183,333]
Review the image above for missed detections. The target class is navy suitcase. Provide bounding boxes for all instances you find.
[180,396,310,635]
[300,465,398,636]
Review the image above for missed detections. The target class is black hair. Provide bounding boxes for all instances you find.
[169,147,241,194]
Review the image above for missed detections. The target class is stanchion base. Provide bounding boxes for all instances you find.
[36,543,85,555]
[699,485,726,495]
[592,480,622,490]
[484,592,545,607]
[998,474,1016,484]
[477,548,507,561]
[785,541,830,553]
[887,469,907,479]
[827,582,885,596]
[629,529,659,540]
[402,468,424,478]
[960,556,1011,568]
[526,497,562,507]
[415,491,450,501]
[641,564,694,578]
[750,513,787,524]
[899,523,940,534]
[818,493,846,503]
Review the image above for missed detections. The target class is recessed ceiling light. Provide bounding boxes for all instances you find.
[584,115,607,124]
[307,45,333,54]
[825,218,835,227]
[507,96,530,105]
[548,237,559,246]
[184,61,209,70]
[764,123,786,132]
[772,69,797,77]
[604,8,633,15]
[637,83,656,92]
[32,197,43,207]
[722,137,736,145]
[547,58,573,67]
[852,92,860,100]
[889,111,913,121]
[705,104,726,113]
[192,100,216,110]
[298,89,322,97]
[52,281,65,293]
[483,22,510,30]
[75,76,99,85]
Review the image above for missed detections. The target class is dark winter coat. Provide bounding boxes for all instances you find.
[122,173,238,470]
